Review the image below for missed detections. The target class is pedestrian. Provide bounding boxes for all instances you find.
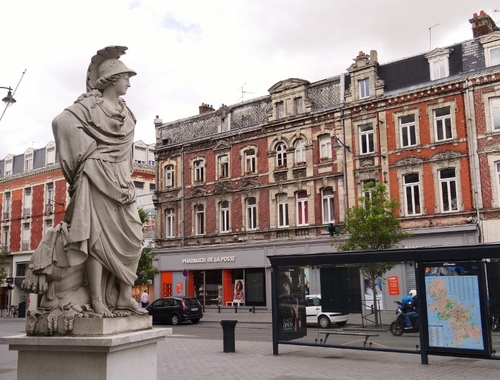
[141,290,149,308]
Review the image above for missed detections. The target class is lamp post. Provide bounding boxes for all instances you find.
[0,69,27,123]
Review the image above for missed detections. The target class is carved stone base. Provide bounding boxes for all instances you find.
[1,328,170,380]
[26,313,153,336]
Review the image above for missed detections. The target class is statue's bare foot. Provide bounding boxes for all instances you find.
[92,299,114,318]
[117,295,149,316]
[113,310,132,317]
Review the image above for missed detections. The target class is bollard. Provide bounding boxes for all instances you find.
[220,320,238,353]
[218,305,221,313]
[234,303,238,313]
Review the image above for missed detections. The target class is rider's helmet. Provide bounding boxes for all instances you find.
[409,289,417,298]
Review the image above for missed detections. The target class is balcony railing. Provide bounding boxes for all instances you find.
[23,207,31,218]
[2,212,9,220]
[45,204,54,214]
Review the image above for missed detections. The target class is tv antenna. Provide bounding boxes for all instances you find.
[237,83,254,102]
[429,23,439,50]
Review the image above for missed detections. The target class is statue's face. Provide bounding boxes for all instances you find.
[113,73,131,96]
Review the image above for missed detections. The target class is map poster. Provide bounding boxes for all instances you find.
[419,261,492,356]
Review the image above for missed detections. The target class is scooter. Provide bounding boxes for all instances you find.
[390,300,419,336]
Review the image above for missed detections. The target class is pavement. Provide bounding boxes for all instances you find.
[1,309,500,379]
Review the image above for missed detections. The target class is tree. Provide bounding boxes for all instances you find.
[338,182,411,326]
[135,209,159,286]
[0,251,8,285]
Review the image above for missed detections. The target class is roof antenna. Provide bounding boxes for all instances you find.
[429,23,439,51]
[237,83,254,103]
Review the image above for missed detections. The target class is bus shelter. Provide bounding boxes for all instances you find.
[268,244,500,364]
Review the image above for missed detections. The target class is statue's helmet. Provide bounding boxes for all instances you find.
[95,59,136,89]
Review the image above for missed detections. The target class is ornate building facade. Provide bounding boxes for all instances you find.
[150,11,500,309]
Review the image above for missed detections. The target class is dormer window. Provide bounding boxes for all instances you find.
[294,97,303,115]
[24,152,33,171]
[359,79,370,99]
[488,46,500,66]
[4,157,13,176]
[481,33,500,67]
[425,48,451,81]
[276,102,285,118]
[46,145,55,166]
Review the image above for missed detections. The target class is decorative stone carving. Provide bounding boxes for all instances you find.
[393,156,424,167]
[21,46,148,336]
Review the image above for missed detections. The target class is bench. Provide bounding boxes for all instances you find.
[318,330,379,347]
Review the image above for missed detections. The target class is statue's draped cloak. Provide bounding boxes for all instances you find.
[49,91,142,307]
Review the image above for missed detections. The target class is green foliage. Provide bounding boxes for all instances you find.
[135,246,159,286]
[138,208,149,225]
[0,251,8,285]
[338,182,411,326]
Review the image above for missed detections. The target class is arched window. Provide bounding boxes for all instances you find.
[276,143,287,168]
[294,139,306,164]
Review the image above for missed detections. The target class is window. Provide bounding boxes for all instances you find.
[434,107,452,142]
[488,46,500,67]
[403,174,421,215]
[165,208,175,238]
[44,219,53,234]
[149,183,156,192]
[359,79,370,99]
[4,158,12,176]
[496,162,500,205]
[134,181,144,195]
[294,139,306,164]
[165,165,174,187]
[134,145,147,164]
[245,149,256,174]
[194,160,205,182]
[321,188,335,223]
[490,98,500,131]
[218,155,229,179]
[359,124,374,154]
[46,145,56,166]
[277,194,289,228]
[296,191,308,226]
[319,135,331,160]
[22,222,30,251]
[16,262,28,277]
[362,180,376,201]
[439,168,458,212]
[276,143,287,168]
[294,97,303,114]
[1,226,9,252]
[45,183,54,213]
[276,102,285,118]
[246,197,257,231]
[2,192,11,219]
[24,152,33,171]
[219,201,230,233]
[23,187,32,218]
[399,115,417,148]
[429,57,449,80]
[195,204,205,235]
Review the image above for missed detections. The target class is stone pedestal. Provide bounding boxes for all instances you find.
[1,328,170,380]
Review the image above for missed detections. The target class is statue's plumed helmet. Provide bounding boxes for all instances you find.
[95,59,136,90]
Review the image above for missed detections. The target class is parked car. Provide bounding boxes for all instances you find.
[146,296,203,325]
[305,294,349,328]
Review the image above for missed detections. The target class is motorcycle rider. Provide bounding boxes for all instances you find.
[403,289,418,328]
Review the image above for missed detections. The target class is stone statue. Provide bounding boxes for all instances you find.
[22,46,148,335]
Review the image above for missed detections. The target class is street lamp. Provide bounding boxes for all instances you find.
[1,86,16,106]
[0,69,27,123]
[333,137,351,152]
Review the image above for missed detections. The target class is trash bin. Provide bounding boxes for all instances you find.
[220,320,238,353]
[18,302,26,318]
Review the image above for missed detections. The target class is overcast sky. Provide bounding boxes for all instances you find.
[1,0,497,158]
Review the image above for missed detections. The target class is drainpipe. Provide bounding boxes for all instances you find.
[339,73,349,217]
[181,146,185,246]
[464,79,482,243]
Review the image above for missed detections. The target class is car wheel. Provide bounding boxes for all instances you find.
[390,321,403,336]
[336,321,347,327]
[170,314,181,325]
[191,319,200,324]
[318,315,331,328]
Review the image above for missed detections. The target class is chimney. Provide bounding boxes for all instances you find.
[199,103,215,115]
[469,10,499,38]
[154,115,163,127]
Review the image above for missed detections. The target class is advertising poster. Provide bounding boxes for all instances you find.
[364,278,383,310]
[233,279,245,304]
[420,261,491,356]
[277,267,307,341]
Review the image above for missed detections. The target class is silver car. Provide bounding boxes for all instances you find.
[306,294,349,328]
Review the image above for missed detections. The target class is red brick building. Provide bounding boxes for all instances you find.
[0,140,155,308]
[151,11,500,311]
